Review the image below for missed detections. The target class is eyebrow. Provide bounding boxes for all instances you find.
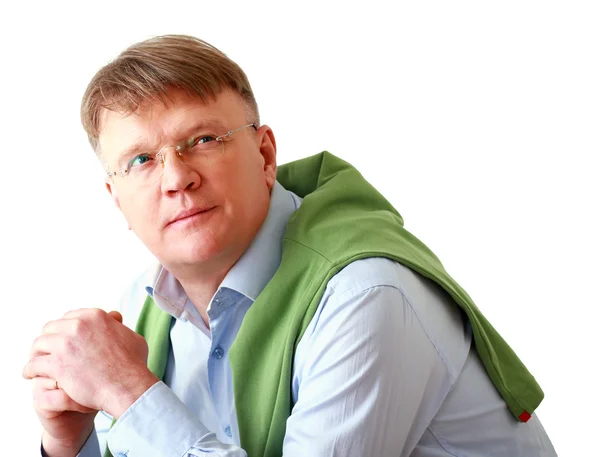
[116,119,227,166]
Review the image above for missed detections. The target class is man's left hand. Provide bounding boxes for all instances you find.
[23,308,159,419]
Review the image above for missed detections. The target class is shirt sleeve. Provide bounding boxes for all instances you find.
[94,266,248,457]
[106,381,247,457]
[283,282,452,456]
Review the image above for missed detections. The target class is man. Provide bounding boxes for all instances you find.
[23,34,556,457]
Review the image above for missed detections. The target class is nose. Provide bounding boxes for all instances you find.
[159,147,201,194]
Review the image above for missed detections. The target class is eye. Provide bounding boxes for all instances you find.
[191,135,217,147]
[128,154,153,169]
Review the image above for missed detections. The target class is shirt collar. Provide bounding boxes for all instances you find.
[146,181,301,317]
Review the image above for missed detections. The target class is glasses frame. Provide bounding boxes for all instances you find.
[106,123,257,178]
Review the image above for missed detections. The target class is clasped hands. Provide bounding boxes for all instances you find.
[23,308,159,420]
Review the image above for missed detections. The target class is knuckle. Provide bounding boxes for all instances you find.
[90,307,106,319]
[87,308,110,327]
[135,333,149,348]
[63,307,84,318]
[41,320,54,334]
[57,334,72,353]
[32,334,42,349]
[71,318,86,336]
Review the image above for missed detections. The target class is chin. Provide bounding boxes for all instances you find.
[169,237,232,267]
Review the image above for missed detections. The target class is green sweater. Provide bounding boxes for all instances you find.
[106,151,543,457]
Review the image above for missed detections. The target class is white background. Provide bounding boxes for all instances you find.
[1,1,598,455]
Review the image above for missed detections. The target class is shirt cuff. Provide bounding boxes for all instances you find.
[107,381,213,457]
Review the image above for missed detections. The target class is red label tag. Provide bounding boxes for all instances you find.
[519,411,531,422]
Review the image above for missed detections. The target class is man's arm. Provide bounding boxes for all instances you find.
[32,267,154,457]
[34,264,249,457]
[38,258,458,457]
[282,258,457,456]
[101,268,451,457]
[104,381,248,456]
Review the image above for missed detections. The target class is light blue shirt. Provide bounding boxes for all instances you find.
[74,181,556,457]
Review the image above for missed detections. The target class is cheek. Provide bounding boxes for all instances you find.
[211,174,264,226]
[226,169,265,205]
[227,155,269,192]
[211,162,251,198]
[119,194,159,237]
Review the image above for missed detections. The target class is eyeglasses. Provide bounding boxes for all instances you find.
[106,123,257,183]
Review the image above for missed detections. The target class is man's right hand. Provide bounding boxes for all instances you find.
[32,311,123,457]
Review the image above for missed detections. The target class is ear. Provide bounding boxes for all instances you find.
[105,176,131,230]
[257,125,277,190]
[104,176,121,210]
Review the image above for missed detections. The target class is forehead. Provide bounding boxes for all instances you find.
[98,89,248,159]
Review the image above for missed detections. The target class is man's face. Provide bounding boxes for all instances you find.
[99,89,277,275]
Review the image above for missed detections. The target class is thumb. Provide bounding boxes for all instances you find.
[108,310,123,323]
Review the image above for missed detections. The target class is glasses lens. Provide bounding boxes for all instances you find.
[111,124,256,186]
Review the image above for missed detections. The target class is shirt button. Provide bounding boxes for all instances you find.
[212,346,224,359]
[224,425,232,438]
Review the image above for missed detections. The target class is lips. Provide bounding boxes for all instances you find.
[166,207,215,227]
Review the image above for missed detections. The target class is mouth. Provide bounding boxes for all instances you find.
[167,207,216,228]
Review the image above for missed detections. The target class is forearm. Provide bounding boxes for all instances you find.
[41,426,97,457]
[108,381,247,457]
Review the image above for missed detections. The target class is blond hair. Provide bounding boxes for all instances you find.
[81,34,259,152]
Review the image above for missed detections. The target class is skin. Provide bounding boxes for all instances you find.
[23,88,278,456]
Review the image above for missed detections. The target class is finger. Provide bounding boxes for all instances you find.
[23,354,54,380]
[108,310,123,323]
[61,308,123,327]
[33,379,96,414]
[28,333,66,360]
[41,318,73,336]
[62,307,104,320]
[34,376,59,391]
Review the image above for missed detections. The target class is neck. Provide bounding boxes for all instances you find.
[181,280,222,328]
[168,259,234,328]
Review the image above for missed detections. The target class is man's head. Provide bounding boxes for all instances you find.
[81,34,260,152]
[81,35,277,279]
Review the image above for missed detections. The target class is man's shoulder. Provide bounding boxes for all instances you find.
[325,257,445,306]
[327,257,462,321]
[322,257,470,378]
[325,257,407,298]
